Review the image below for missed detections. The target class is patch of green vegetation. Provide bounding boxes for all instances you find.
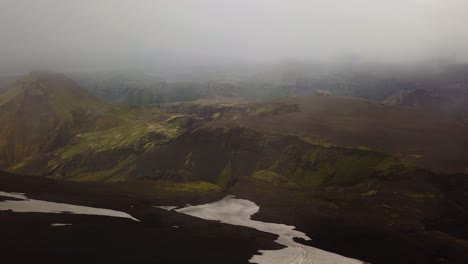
[328,154,382,186]
[153,181,220,192]
[361,190,377,196]
[357,145,371,151]
[381,204,392,210]
[211,112,221,119]
[252,105,287,117]
[71,169,120,182]
[292,162,334,188]
[299,136,334,148]
[289,146,390,188]
[59,121,180,159]
[5,156,32,172]
[374,157,414,177]
[251,170,298,189]
[216,161,232,188]
[301,149,319,163]
[269,160,280,170]
[58,137,90,160]
[406,193,437,202]
[49,166,85,180]
[70,156,135,182]
[252,170,289,185]
[166,115,192,128]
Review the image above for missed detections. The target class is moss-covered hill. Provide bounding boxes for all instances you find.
[0,73,459,188]
[2,72,468,263]
[0,73,192,174]
[0,72,118,168]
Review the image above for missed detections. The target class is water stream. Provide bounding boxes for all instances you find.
[160,195,363,264]
[0,191,139,221]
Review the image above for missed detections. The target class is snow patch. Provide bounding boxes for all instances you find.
[0,191,139,221]
[161,195,363,264]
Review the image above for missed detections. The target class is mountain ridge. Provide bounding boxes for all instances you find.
[0,72,119,168]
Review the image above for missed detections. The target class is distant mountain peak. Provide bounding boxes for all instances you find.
[0,72,111,169]
[383,89,439,108]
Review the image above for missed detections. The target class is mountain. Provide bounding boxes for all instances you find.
[74,71,280,106]
[70,63,468,109]
[383,89,439,108]
[72,71,168,105]
[210,95,468,173]
[2,72,468,263]
[0,74,15,93]
[0,72,118,169]
[0,73,200,180]
[383,88,468,120]
[3,73,467,178]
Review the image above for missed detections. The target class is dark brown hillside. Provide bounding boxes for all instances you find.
[383,88,468,118]
[208,95,468,173]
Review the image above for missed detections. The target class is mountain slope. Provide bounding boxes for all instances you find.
[383,89,439,108]
[0,73,201,179]
[207,95,468,173]
[2,73,468,263]
[0,72,117,168]
[383,88,468,120]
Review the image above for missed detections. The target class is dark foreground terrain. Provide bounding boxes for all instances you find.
[230,175,468,264]
[3,170,468,264]
[0,172,282,264]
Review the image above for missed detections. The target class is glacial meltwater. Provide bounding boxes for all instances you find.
[0,191,139,221]
[158,195,363,264]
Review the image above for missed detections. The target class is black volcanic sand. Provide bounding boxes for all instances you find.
[0,196,24,202]
[229,175,468,264]
[0,171,223,209]
[0,172,282,264]
[4,171,468,264]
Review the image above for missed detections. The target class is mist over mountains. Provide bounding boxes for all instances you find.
[2,1,468,264]
[2,0,468,74]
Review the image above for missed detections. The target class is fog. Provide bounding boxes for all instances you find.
[1,0,468,75]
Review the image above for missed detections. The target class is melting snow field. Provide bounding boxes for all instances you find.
[0,191,139,221]
[50,223,72,227]
[160,196,363,264]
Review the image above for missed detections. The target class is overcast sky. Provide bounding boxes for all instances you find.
[1,0,468,73]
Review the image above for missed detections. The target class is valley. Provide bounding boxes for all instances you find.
[0,71,468,263]
[3,1,468,263]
